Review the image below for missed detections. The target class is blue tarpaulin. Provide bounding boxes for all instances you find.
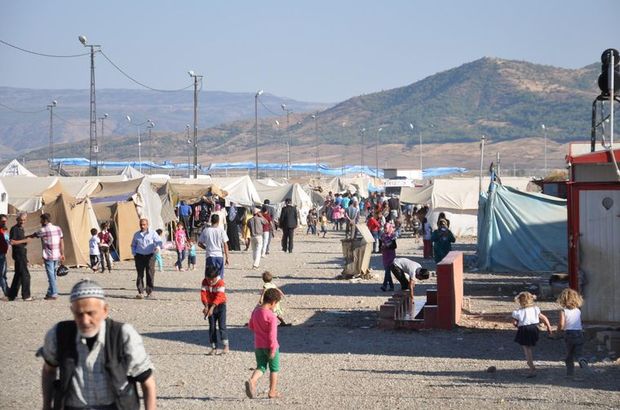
[53,158,466,179]
[477,182,567,272]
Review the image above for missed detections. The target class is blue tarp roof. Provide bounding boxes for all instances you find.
[53,158,466,178]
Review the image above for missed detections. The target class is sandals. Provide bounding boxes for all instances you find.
[244,381,255,399]
[268,391,282,399]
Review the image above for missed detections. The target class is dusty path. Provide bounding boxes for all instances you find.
[0,229,618,409]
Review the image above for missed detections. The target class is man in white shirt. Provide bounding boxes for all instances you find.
[198,214,230,278]
[389,257,430,295]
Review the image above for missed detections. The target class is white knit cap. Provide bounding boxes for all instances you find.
[70,279,105,302]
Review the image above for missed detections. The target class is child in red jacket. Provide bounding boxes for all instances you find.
[245,288,283,399]
[201,265,228,355]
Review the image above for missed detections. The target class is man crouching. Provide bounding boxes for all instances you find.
[38,279,156,410]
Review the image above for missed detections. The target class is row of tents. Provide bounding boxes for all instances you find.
[0,160,568,273]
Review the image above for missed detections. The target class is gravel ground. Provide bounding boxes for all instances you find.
[0,230,618,409]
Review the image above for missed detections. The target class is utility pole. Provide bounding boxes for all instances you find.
[47,100,57,174]
[188,71,203,178]
[79,35,101,176]
[281,104,292,178]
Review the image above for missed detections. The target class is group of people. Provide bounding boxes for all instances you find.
[0,212,66,301]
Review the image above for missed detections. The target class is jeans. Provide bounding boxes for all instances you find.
[134,253,155,295]
[371,231,379,253]
[251,235,263,267]
[44,259,59,297]
[261,231,270,256]
[176,249,186,269]
[306,224,316,235]
[208,304,228,348]
[206,256,224,278]
[564,330,586,376]
[0,254,8,296]
[99,246,112,272]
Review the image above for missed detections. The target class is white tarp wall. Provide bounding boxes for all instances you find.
[0,176,59,212]
[134,179,165,231]
[0,179,7,214]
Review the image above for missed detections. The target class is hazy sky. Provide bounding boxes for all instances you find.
[1,0,618,103]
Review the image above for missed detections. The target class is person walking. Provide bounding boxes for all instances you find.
[174,222,188,271]
[198,213,230,278]
[260,205,273,257]
[201,265,229,355]
[130,218,162,299]
[278,198,298,253]
[36,213,65,301]
[344,199,360,239]
[226,202,242,251]
[98,222,114,272]
[0,214,9,298]
[7,213,33,301]
[556,288,590,380]
[177,200,192,235]
[38,279,156,409]
[248,208,267,268]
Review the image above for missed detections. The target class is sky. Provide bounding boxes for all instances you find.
[1,0,619,103]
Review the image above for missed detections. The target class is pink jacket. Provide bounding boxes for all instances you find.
[248,306,279,354]
[174,229,187,251]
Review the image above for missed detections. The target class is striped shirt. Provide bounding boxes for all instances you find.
[201,276,226,305]
[38,223,63,261]
[39,322,153,408]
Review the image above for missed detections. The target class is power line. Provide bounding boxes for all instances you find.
[0,39,90,58]
[258,98,283,117]
[53,112,87,127]
[0,102,47,114]
[99,50,194,93]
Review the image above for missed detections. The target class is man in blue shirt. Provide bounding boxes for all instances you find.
[131,218,163,299]
[178,201,192,235]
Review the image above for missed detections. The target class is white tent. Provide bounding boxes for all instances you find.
[400,177,533,237]
[211,176,261,206]
[0,159,36,177]
[254,181,314,225]
[1,176,59,212]
[120,166,144,179]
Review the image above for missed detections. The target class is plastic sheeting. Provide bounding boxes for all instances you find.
[477,183,567,272]
[254,181,314,225]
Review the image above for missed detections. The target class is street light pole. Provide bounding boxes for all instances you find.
[79,35,101,176]
[188,71,203,178]
[186,124,191,178]
[479,135,486,194]
[541,124,547,175]
[47,100,57,174]
[311,113,319,176]
[255,90,263,179]
[98,113,108,170]
[375,127,383,180]
[146,120,155,173]
[360,128,366,171]
[281,104,292,179]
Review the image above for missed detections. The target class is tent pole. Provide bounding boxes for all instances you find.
[479,135,485,194]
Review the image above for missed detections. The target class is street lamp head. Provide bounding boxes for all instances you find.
[541,124,545,130]
[378,127,383,132]
[281,103,286,110]
[188,70,195,77]
[256,90,264,97]
[78,35,88,45]
[126,115,131,123]
[52,100,57,107]
[186,124,190,129]
[409,123,414,130]
[311,114,316,119]
[103,113,108,118]
[275,120,280,126]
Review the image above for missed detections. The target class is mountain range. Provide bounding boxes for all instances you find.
[2,56,610,168]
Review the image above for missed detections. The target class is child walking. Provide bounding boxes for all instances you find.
[319,211,328,238]
[88,228,100,273]
[260,271,291,326]
[187,238,197,271]
[201,265,229,355]
[154,229,164,272]
[246,287,283,399]
[512,291,551,377]
[557,288,589,379]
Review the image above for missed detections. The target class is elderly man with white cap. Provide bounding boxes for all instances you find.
[38,279,156,410]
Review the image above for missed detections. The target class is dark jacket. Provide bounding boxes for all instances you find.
[279,205,299,229]
[53,319,140,410]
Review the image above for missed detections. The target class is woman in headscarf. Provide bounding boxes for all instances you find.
[226,202,241,251]
[380,222,397,292]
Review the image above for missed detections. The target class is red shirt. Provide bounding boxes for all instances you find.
[248,305,279,354]
[200,277,227,306]
[367,217,380,233]
[261,213,272,232]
